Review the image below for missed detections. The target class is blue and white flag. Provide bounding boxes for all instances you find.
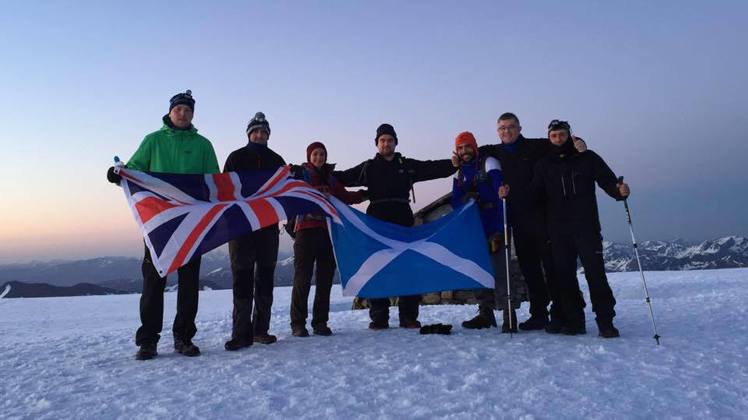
[328,198,495,298]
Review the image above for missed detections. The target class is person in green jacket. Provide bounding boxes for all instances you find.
[107,90,219,361]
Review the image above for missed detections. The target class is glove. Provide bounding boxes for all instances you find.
[289,164,305,179]
[107,166,122,185]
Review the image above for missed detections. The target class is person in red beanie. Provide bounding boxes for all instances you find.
[451,131,524,332]
[289,142,368,337]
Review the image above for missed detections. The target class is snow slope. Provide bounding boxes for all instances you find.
[1,269,747,419]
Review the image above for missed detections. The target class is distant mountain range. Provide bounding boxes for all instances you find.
[1,237,745,298]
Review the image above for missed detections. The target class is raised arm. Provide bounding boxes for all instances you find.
[333,161,369,187]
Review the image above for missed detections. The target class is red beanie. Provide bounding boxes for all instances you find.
[306,141,327,163]
[455,131,478,155]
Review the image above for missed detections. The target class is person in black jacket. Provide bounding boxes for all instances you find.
[223,112,286,350]
[477,112,587,331]
[529,119,629,338]
[335,123,457,330]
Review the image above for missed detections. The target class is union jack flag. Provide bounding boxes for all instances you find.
[117,166,339,276]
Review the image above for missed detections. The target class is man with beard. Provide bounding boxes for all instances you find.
[335,123,456,330]
[478,113,586,332]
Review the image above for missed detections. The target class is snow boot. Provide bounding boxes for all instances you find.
[368,321,389,330]
[596,319,620,338]
[174,338,201,357]
[292,325,310,337]
[461,309,497,329]
[399,319,422,329]
[501,309,518,334]
[519,315,549,331]
[560,319,587,336]
[312,325,333,336]
[135,343,157,360]
[224,337,252,351]
[545,317,564,334]
[253,333,278,344]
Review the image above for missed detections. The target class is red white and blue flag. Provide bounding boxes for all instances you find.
[118,166,339,276]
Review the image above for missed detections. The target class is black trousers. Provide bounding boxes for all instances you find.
[228,225,279,340]
[550,229,616,324]
[135,245,201,346]
[511,217,554,319]
[290,227,336,329]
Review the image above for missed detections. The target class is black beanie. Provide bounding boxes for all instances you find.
[375,123,398,145]
[246,112,271,137]
[169,90,195,112]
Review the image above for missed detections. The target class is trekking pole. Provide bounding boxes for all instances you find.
[502,197,513,337]
[618,176,661,345]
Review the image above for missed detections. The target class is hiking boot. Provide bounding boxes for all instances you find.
[135,343,157,360]
[545,318,564,334]
[174,338,201,357]
[596,319,620,338]
[368,321,389,330]
[501,309,518,334]
[312,325,333,336]
[224,337,252,351]
[519,315,549,331]
[399,320,422,329]
[461,311,497,329]
[253,333,278,344]
[561,321,587,336]
[292,325,310,337]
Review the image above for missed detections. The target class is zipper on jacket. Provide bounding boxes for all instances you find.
[561,175,567,196]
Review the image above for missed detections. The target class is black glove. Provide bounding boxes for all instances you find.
[289,164,305,179]
[359,189,369,199]
[107,166,122,185]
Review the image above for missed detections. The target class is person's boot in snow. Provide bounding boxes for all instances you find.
[292,325,310,337]
[174,338,201,357]
[596,319,620,338]
[312,324,333,336]
[135,343,157,360]
[399,319,422,329]
[224,337,252,351]
[254,333,277,344]
[462,308,497,329]
[501,309,518,333]
[545,317,564,334]
[519,315,548,331]
[368,321,389,330]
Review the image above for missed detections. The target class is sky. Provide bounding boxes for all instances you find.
[1,0,746,263]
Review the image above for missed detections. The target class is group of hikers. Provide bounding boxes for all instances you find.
[107,90,631,361]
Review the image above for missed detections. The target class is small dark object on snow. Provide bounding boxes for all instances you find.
[419,323,453,335]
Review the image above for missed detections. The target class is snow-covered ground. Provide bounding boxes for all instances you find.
[1,269,747,419]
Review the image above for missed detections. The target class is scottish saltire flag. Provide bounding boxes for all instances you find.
[328,198,495,298]
[118,166,339,276]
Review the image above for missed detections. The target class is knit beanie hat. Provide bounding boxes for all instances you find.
[455,131,478,155]
[375,123,398,145]
[246,112,271,136]
[169,90,195,112]
[306,141,327,163]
